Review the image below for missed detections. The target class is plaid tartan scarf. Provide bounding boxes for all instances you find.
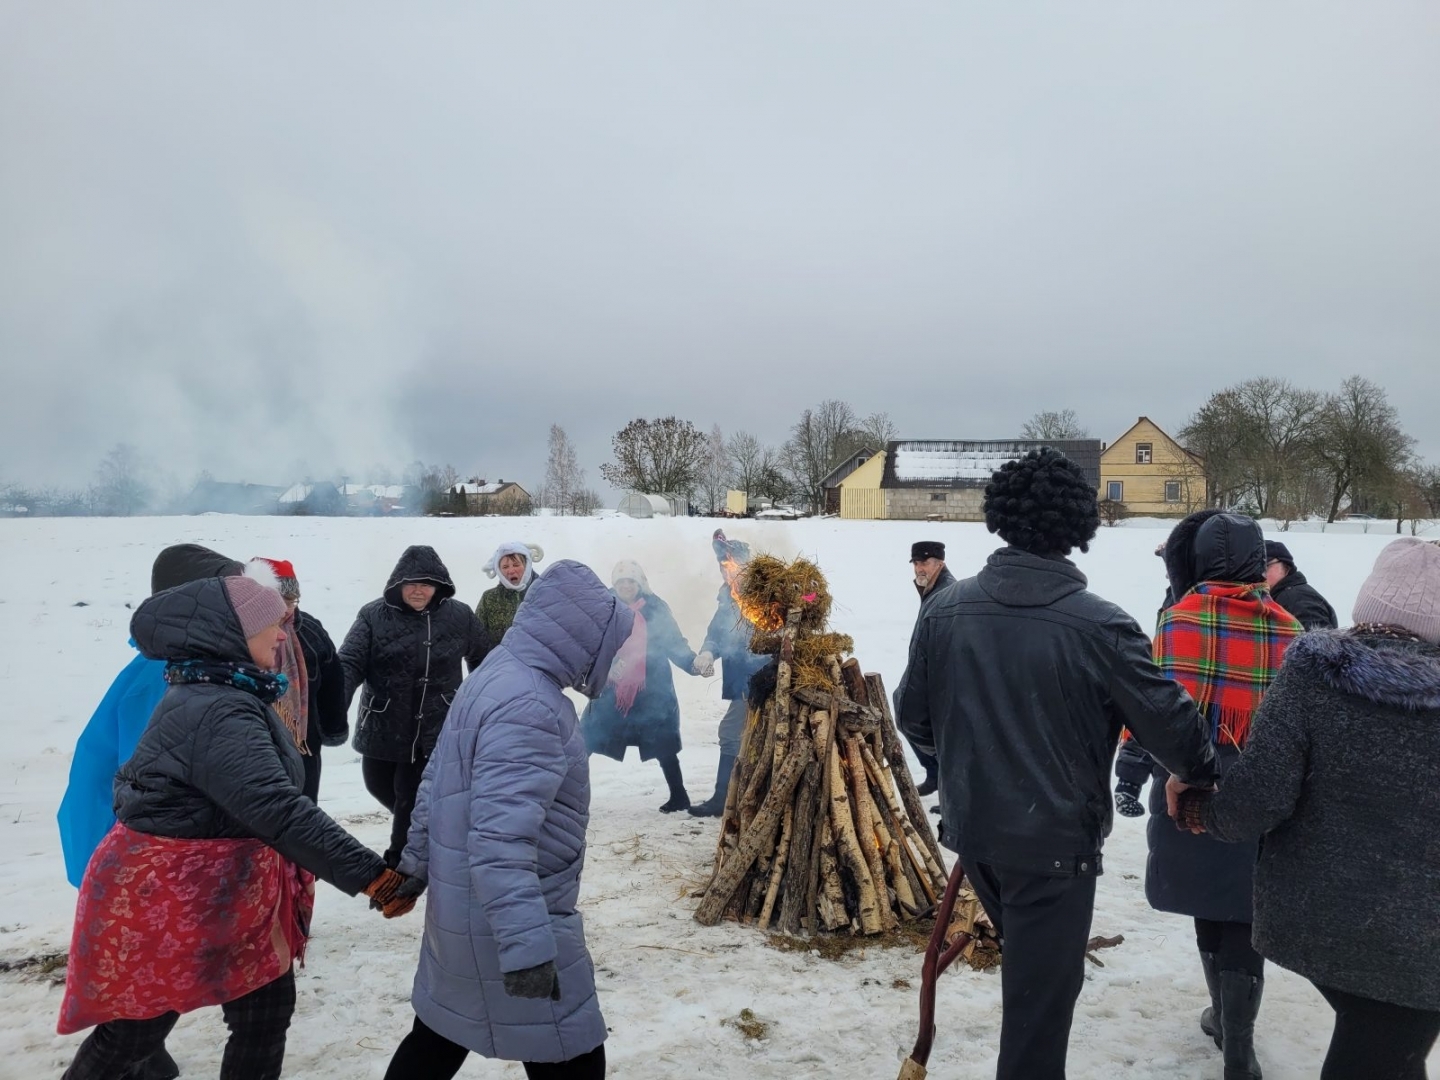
[1153,581,1302,748]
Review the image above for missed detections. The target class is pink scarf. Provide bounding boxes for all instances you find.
[609,597,648,716]
[272,610,310,754]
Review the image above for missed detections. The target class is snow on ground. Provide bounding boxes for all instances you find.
[0,515,1432,1078]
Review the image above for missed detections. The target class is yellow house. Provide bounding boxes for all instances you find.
[837,450,886,519]
[1099,417,1208,517]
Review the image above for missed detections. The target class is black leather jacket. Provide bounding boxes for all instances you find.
[900,546,1219,876]
[116,578,386,895]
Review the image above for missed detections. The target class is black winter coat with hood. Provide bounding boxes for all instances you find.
[295,609,348,750]
[115,578,385,896]
[1270,568,1338,631]
[1140,510,1286,923]
[340,546,493,763]
[899,546,1218,877]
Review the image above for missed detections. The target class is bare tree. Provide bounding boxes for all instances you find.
[543,424,583,515]
[697,425,732,514]
[857,411,898,450]
[1021,409,1089,441]
[567,488,602,516]
[1312,376,1414,523]
[784,400,861,511]
[1158,453,1210,516]
[598,417,709,498]
[726,431,765,495]
[93,443,151,516]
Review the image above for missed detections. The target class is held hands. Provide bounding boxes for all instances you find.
[692,651,715,678]
[503,960,561,1001]
[363,867,426,918]
[1165,775,1214,834]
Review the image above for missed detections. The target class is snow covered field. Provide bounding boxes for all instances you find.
[0,514,1433,1079]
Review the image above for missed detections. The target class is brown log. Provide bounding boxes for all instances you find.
[867,672,945,873]
[828,737,884,934]
[694,732,812,926]
[840,657,870,706]
[756,802,795,930]
[738,697,779,837]
[872,801,917,916]
[844,734,897,931]
[771,607,802,778]
[860,744,947,896]
[817,815,847,931]
[803,702,839,930]
[778,711,826,934]
[707,703,760,889]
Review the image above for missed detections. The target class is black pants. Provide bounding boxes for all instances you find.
[966,862,1097,1080]
[1194,918,1265,976]
[362,754,428,864]
[384,1014,607,1079]
[64,970,296,1080]
[1314,983,1440,1080]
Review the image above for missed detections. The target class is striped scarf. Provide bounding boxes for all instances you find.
[1153,581,1302,748]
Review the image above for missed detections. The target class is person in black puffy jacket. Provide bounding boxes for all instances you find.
[59,573,403,1080]
[340,545,493,865]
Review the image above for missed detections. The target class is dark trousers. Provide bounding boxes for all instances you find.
[63,970,296,1080]
[967,861,1097,1080]
[384,1014,607,1079]
[362,754,428,864]
[1314,983,1440,1080]
[912,745,938,781]
[1194,918,1265,976]
[301,749,322,804]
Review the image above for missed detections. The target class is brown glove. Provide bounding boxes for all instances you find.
[363,868,405,906]
[1173,790,1211,834]
[379,876,427,919]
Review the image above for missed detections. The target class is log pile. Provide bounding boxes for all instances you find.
[692,556,1000,963]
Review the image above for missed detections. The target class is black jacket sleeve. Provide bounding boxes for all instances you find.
[1107,616,1220,788]
[1114,739,1155,788]
[897,615,936,759]
[338,609,373,709]
[299,614,348,746]
[464,606,494,674]
[190,698,385,895]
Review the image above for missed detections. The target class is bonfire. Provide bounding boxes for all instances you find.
[693,554,1000,968]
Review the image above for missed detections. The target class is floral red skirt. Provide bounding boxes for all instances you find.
[59,824,314,1034]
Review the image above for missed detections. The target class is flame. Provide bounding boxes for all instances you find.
[721,556,785,631]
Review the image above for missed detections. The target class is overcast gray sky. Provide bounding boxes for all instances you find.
[2,2,1437,495]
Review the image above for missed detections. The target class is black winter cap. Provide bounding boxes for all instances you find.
[1265,540,1296,570]
[150,544,244,596]
[910,541,945,562]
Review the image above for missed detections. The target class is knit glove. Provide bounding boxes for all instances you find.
[1173,790,1211,834]
[379,875,427,919]
[503,960,561,1001]
[1114,781,1145,818]
[363,868,405,906]
[692,651,715,677]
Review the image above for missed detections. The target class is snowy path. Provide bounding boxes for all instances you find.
[1,516,1431,1078]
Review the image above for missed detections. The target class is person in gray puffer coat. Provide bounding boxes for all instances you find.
[382,561,635,1080]
[1174,537,1440,1080]
[341,545,493,865]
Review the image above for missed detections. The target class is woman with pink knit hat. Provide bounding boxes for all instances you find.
[58,572,408,1080]
[1172,537,1440,1079]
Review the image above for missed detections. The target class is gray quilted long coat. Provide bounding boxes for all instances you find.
[398,561,635,1063]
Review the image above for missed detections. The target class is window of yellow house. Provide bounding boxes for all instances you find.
[1107,481,1123,502]
[1164,481,1182,503]
[1135,443,1153,464]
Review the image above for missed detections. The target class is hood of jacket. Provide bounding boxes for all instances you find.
[130,576,251,664]
[975,546,1089,608]
[1287,630,1440,712]
[1165,510,1264,596]
[505,560,636,696]
[150,543,243,596]
[383,545,457,609]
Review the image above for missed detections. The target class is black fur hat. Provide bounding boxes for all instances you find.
[982,448,1100,557]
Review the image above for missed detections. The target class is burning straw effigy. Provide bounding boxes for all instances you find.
[693,555,999,966]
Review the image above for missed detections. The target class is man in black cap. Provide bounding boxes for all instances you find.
[1263,540,1338,630]
[894,540,955,796]
[900,448,1218,1080]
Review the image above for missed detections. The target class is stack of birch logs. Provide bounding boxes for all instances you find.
[693,556,1000,964]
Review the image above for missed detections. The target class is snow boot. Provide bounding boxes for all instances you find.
[1199,950,1223,1049]
[916,767,938,797]
[658,756,690,813]
[688,752,736,818]
[1220,969,1264,1079]
[122,1049,180,1080]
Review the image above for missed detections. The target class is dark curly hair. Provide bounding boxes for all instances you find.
[983,448,1100,556]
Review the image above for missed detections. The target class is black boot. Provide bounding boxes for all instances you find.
[1220,970,1264,1079]
[122,1049,180,1080]
[916,767,938,797]
[688,752,736,818]
[658,755,690,813]
[1199,950,1223,1049]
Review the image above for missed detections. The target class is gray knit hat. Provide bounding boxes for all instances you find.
[1351,538,1440,644]
[222,573,289,639]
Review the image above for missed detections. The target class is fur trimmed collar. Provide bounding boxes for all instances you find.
[1287,630,1440,711]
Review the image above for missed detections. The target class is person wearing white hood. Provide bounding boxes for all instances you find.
[476,542,544,643]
